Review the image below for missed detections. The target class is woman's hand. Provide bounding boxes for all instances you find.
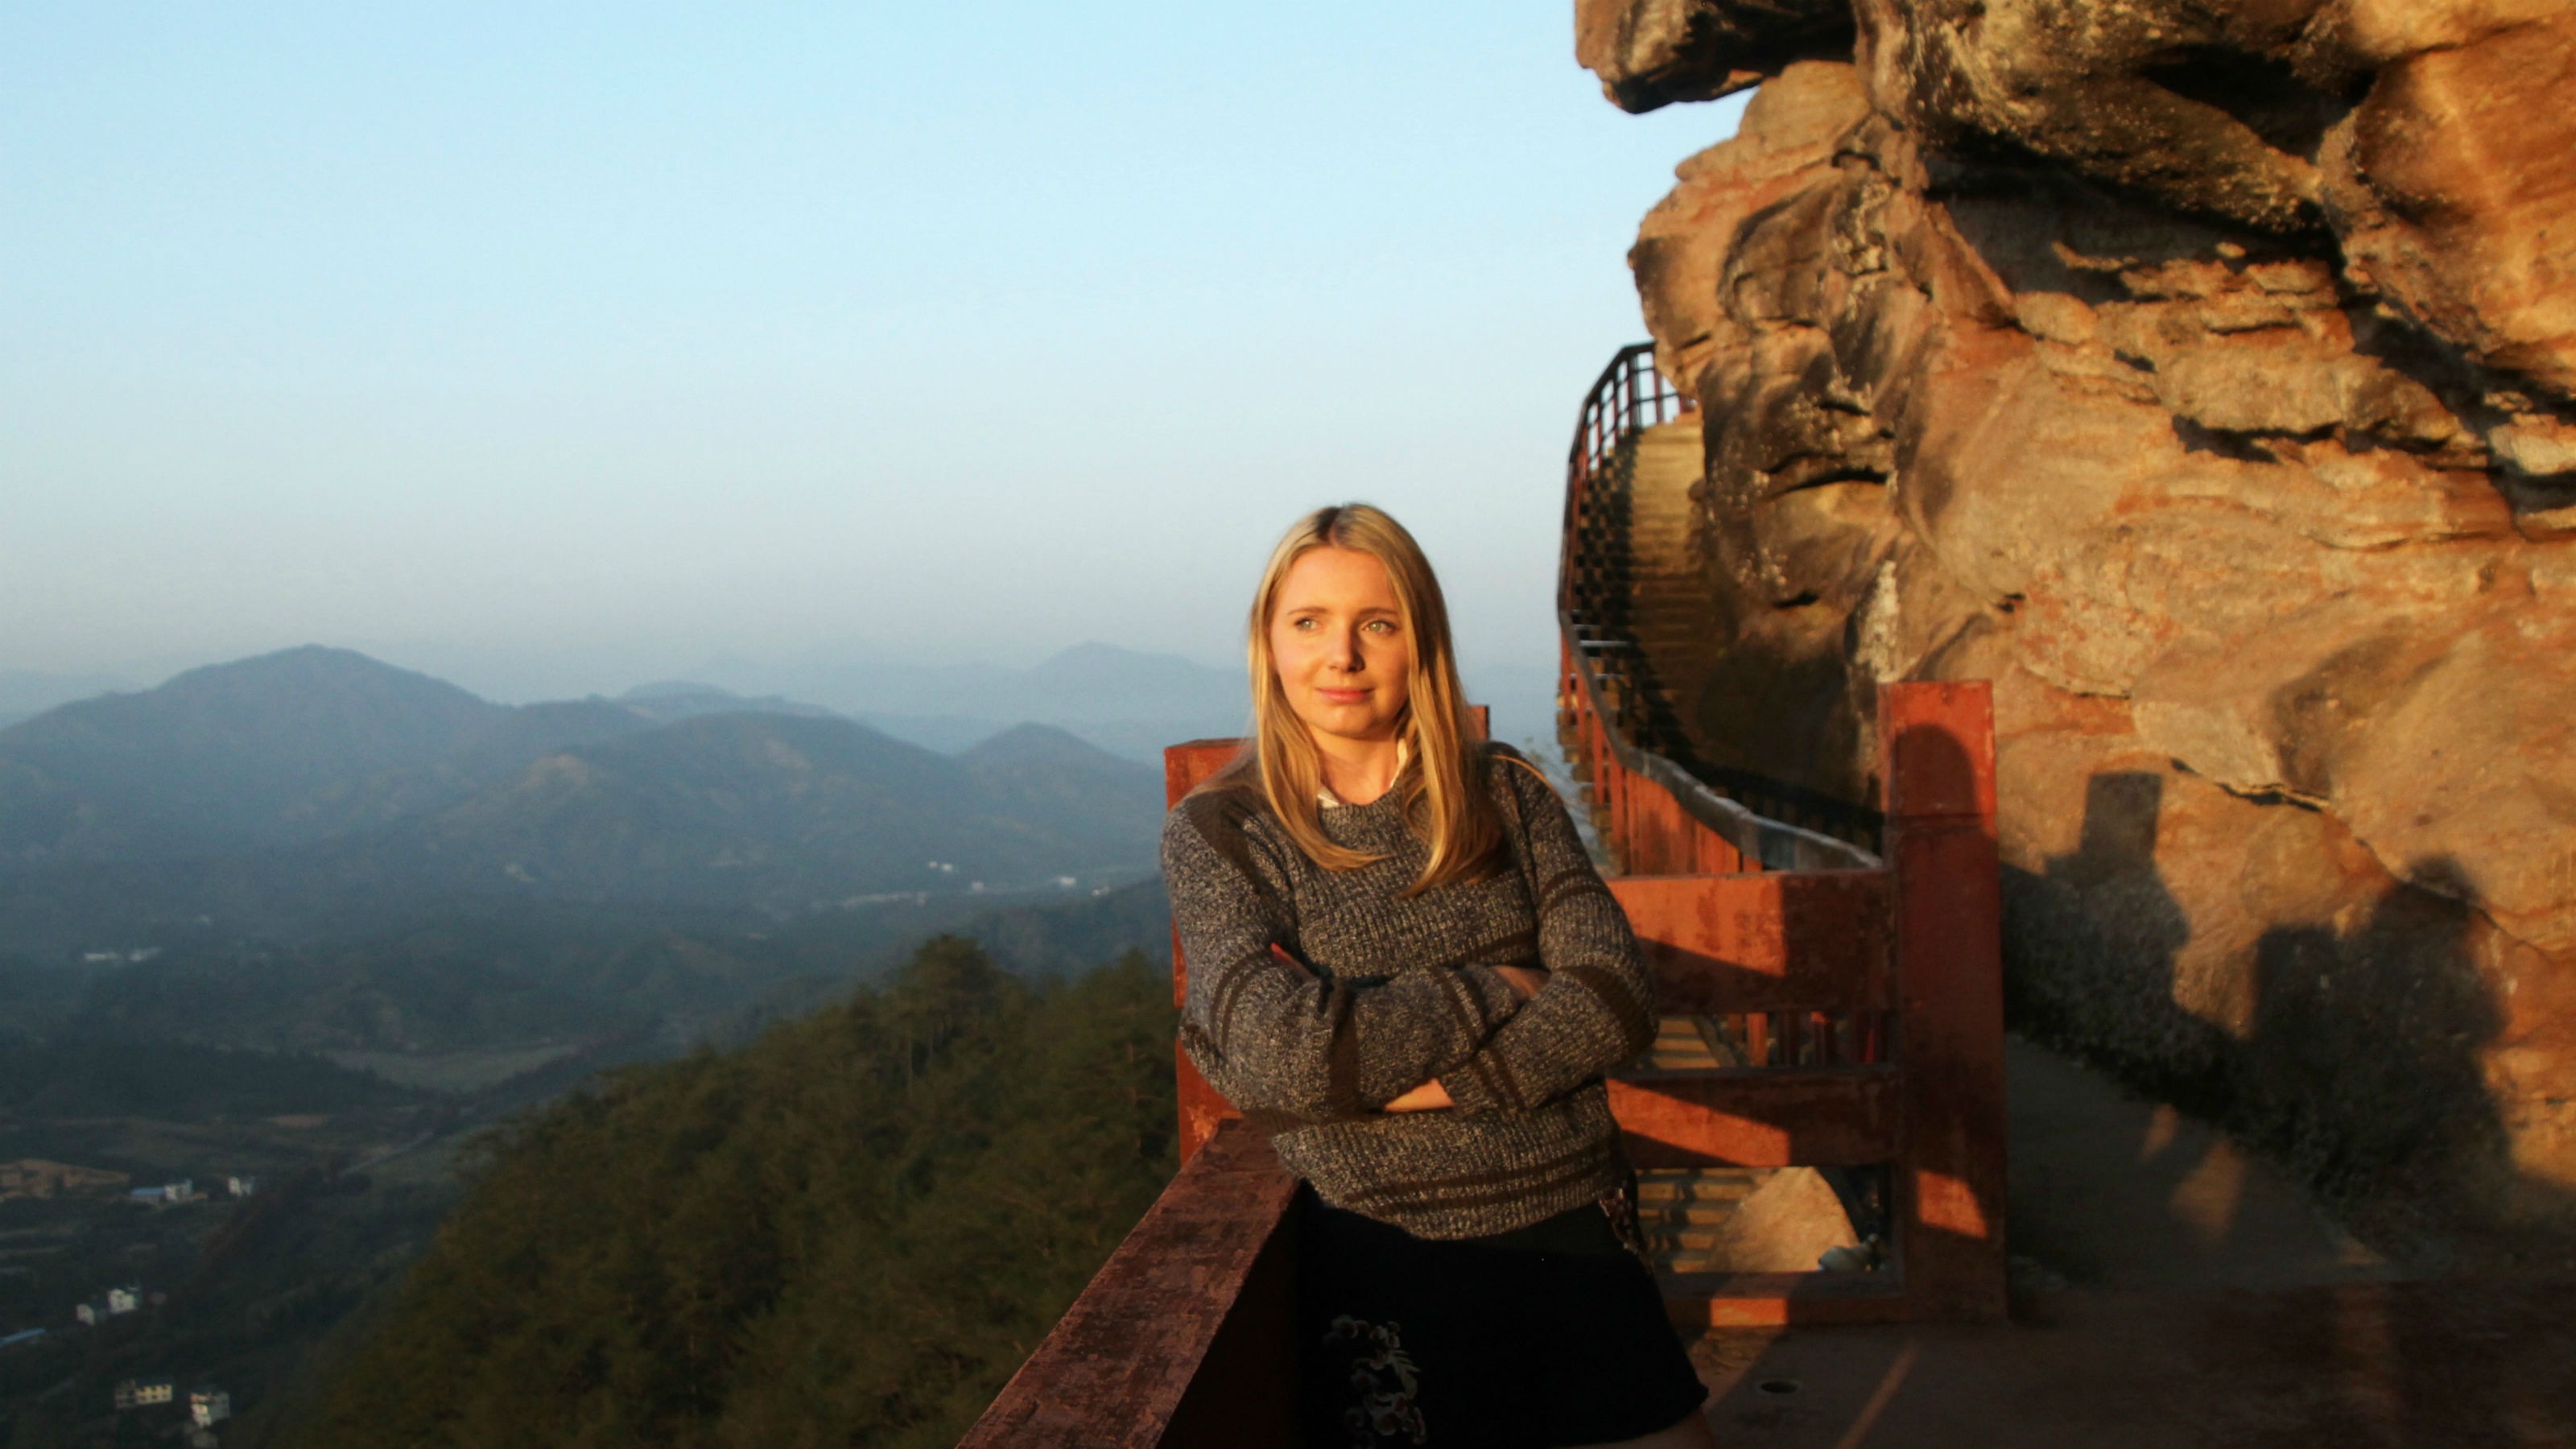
[1493,965,1547,1001]
[1381,1079,1454,1113]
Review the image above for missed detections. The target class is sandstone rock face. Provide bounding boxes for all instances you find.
[1594,6,2576,1245]
[1575,0,1852,111]
[2324,11,2576,402]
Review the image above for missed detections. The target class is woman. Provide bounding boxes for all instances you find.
[1162,504,1715,1449]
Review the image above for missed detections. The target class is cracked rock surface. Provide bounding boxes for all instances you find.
[1591,3,2576,1245]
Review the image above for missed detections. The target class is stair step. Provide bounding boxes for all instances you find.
[1644,1054,1724,1071]
[1641,1204,1746,1226]
[1635,1173,1765,1204]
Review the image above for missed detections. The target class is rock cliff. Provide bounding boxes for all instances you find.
[1582,0,2576,1245]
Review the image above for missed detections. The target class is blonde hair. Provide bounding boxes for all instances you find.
[1230,503,1504,895]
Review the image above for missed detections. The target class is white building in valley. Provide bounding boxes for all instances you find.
[190,1385,231,1426]
[112,1378,174,1411]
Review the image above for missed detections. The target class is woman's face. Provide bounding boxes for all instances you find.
[1268,546,1412,746]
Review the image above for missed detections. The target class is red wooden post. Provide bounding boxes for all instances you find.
[1630,782,1661,873]
[1166,740,1247,1163]
[1649,788,1690,877]
[1582,691,1608,833]
[1620,760,1639,871]
[1559,638,1582,754]
[1879,680,2008,1320]
[1598,716,1616,841]
[1694,817,1747,876]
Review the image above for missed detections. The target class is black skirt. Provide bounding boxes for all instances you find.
[1294,1186,1708,1449]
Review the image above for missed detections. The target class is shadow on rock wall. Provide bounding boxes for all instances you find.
[2010,770,2568,1256]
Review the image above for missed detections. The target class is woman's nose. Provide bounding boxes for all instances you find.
[1327,625,1364,672]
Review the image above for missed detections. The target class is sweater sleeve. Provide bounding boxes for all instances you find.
[1162,792,1525,1123]
[1438,755,1657,1115]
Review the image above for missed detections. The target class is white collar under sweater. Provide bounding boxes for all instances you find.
[1316,739,1410,807]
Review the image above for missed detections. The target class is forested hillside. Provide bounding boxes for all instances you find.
[268,939,1177,1448]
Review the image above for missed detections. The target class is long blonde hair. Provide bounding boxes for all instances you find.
[1232,503,1504,895]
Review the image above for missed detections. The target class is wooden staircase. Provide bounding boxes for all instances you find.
[1599,416,1721,765]
[1560,344,2007,1327]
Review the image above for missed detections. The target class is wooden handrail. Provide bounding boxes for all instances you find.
[1559,632,1879,873]
[954,1121,1298,1449]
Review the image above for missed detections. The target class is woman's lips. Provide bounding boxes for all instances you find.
[1315,686,1369,704]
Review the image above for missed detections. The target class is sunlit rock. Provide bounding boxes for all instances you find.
[1587,0,2576,1243]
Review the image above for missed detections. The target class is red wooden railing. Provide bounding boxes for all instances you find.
[1575,675,2006,1324]
[1560,344,2006,1325]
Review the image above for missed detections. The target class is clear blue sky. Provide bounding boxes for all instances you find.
[2,2,1745,701]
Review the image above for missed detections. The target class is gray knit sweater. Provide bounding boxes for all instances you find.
[1162,743,1656,1240]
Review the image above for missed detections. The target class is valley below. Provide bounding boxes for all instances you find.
[0,646,1187,1446]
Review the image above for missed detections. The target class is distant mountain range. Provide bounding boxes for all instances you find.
[0,639,1565,960]
[6,637,1565,760]
[686,641,1560,760]
[0,646,1166,955]
[683,640,1254,758]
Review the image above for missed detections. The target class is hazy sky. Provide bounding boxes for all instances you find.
[3,2,1746,701]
